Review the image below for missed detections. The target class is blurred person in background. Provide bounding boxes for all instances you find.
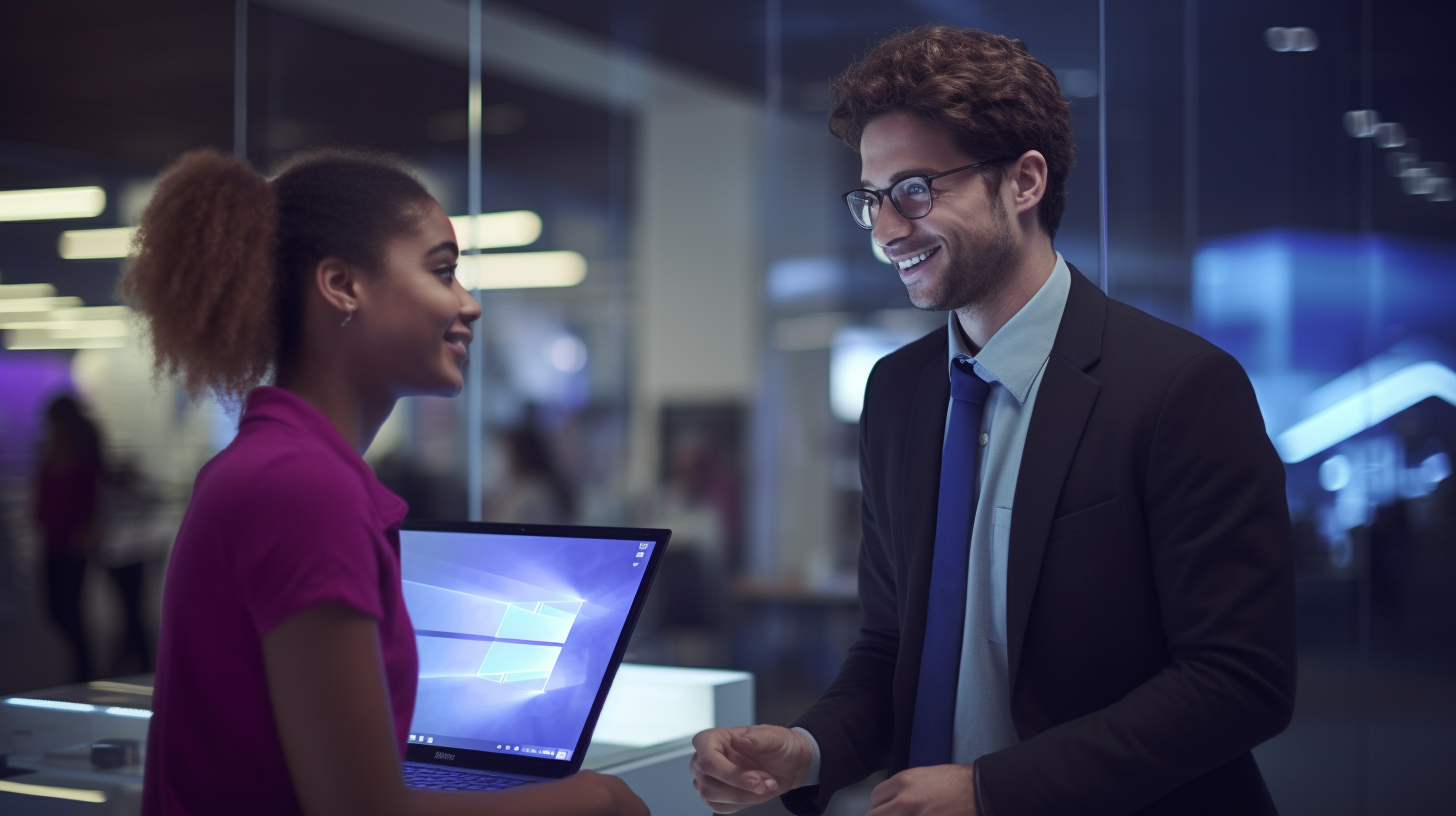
[100,459,181,675]
[124,148,644,816]
[691,25,1295,816]
[487,408,576,525]
[654,433,729,614]
[33,394,105,683]
[653,430,732,573]
[639,431,732,666]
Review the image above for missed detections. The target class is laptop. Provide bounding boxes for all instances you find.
[397,520,670,791]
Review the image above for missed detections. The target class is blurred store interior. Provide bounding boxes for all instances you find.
[0,0,1452,813]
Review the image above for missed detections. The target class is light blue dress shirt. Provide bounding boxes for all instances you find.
[794,253,1072,785]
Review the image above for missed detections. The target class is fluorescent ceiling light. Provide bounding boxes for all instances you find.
[4,333,128,351]
[0,283,58,299]
[3,307,132,349]
[27,320,131,339]
[0,186,106,221]
[52,305,130,321]
[0,300,100,328]
[59,226,135,259]
[450,211,542,250]
[460,251,586,290]
[0,297,83,315]
[0,780,108,804]
[1275,361,1456,463]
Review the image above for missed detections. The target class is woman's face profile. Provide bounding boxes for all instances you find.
[353,200,481,398]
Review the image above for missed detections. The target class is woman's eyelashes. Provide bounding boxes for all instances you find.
[435,263,458,283]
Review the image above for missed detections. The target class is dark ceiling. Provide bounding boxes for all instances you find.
[493,0,1101,106]
[0,0,1448,296]
[0,0,234,178]
[0,0,1107,177]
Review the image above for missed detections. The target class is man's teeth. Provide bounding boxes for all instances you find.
[897,249,933,270]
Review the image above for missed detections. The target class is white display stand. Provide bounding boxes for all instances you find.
[0,665,751,815]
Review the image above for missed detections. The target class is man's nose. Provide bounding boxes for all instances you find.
[872,201,913,250]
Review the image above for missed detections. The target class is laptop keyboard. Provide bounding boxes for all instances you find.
[403,764,534,791]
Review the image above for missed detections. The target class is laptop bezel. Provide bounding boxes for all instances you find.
[400,520,671,779]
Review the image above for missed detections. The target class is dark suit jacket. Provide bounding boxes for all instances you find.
[783,267,1297,816]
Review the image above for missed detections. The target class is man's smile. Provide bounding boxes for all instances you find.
[895,246,940,271]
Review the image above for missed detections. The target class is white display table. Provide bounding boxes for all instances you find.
[0,665,751,815]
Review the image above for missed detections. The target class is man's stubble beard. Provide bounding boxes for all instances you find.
[911,194,1021,314]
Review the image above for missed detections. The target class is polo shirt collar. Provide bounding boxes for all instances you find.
[241,386,409,529]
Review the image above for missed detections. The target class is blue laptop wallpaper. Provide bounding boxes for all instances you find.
[400,530,656,761]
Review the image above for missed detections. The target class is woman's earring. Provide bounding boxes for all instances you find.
[340,307,355,328]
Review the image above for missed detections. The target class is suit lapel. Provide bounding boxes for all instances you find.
[1006,267,1106,691]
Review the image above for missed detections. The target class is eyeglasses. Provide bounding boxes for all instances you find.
[842,156,1019,230]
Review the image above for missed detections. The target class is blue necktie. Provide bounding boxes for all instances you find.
[908,354,989,768]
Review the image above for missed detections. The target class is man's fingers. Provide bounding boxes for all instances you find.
[690,750,768,794]
[869,773,901,807]
[726,729,759,754]
[690,732,748,775]
[690,728,777,793]
[694,768,776,804]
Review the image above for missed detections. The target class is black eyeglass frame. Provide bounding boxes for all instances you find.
[842,155,1020,230]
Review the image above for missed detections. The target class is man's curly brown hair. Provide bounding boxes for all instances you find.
[827,25,1075,238]
[119,148,433,401]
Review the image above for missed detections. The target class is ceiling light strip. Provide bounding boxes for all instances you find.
[0,284,59,300]
[459,251,586,290]
[59,227,136,259]
[450,211,542,250]
[0,186,106,222]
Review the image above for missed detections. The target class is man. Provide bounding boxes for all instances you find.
[690,25,1296,816]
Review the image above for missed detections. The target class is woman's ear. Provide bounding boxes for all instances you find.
[314,256,360,320]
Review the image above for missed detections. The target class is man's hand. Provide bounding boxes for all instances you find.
[866,765,980,816]
[688,725,814,813]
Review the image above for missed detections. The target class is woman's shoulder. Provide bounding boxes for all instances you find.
[196,427,372,515]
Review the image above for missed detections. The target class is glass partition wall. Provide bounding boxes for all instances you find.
[241,2,636,526]
[1107,1,1456,814]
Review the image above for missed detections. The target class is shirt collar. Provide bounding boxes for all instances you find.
[947,251,1072,405]
[240,386,409,529]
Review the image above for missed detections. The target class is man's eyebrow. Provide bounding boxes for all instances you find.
[859,168,937,188]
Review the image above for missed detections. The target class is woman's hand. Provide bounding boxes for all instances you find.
[552,770,650,816]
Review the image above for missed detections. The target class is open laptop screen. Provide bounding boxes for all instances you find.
[399,523,665,771]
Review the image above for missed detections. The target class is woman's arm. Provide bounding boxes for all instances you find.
[263,603,648,816]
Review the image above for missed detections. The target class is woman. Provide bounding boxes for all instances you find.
[34,395,105,683]
[125,149,646,816]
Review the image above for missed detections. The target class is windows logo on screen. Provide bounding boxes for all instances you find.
[476,601,582,691]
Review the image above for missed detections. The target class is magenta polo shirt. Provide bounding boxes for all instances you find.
[142,387,418,816]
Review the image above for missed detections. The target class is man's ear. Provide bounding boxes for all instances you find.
[1010,150,1049,215]
[313,256,360,319]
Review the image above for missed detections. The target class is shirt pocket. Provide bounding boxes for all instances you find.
[990,506,1011,644]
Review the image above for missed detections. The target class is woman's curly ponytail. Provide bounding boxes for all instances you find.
[121,149,280,400]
